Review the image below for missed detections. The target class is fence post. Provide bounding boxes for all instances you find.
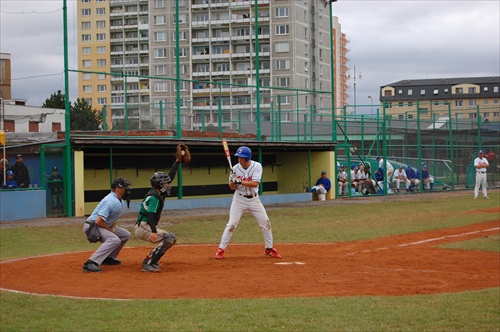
[448,102,454,189]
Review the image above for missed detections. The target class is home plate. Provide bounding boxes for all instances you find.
[275,262,306,265]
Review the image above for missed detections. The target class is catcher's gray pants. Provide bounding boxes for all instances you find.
[82,224,130,265]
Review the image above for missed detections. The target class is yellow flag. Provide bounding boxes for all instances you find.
[0,130,5,146]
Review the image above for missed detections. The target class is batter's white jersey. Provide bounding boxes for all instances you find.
[218,160,274,250]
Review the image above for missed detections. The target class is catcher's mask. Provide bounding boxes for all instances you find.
[151,172,172,197]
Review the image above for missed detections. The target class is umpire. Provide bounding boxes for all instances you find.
[82,178,132,273]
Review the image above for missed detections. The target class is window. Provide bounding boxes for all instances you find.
[97,74,106,79]
[304,61,308,72]
[154,82,168,92]
[82,21,91,29]
[82,73,91,80]
[97,85,107,92]
[420,89,425,95]
[275,25,289,35]
[484,99,489,105]
[82,34,91,42]
[494,86,499,93]
[82,0,90,3]
[96,33,106,41]
[174,48,187,57]
[276,60,289,70]
[29,121,39,133]
[468,99,477,107]
[173,31,188,41]
[154,31,167,42]
[275,42,289,52]
[98,98,107,105]
[384,90,393,96]
[484,112,489,118]
[468,87,476,93]
[96,8,105,15]
[174,14,187,24]
[154,48,167,58]
[174,81,188,91]
[82,47,91,54]
[408,89,412,96]
[469,113,477,119]
[444,88,449,93]
[276,77,290,87]
[96,20,106,28]
[52,122,62,132]
[433,89,438,95]
[455,100,463,107]
[154,15,166,25]
[216,63,230,71]
[398,89,403,94]
[180,64,188,74]
[82,60,91,67]
[154,0,166,8]
[494,112,499,117]
[83,85,92,92]
[97,46,106,54]
[97,59,106,66]
[398,102,404,107]
[154,65,167,75]
[277,95,290,105]
[494,99,499,105]
[275,7,289,17]
[408,102,413,107]
[455,87,463,93]
[82,8,90,16]
[304,28,307,38]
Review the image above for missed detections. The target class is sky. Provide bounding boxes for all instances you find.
[1,0,499,111]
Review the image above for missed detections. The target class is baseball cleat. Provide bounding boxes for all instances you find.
[83,260,102,273]
[215,248,225,259]
[264,248,282,259]
[101,257,122,265]
[142,263,161,273]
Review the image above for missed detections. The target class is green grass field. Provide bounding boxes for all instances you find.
[1,191,499,331]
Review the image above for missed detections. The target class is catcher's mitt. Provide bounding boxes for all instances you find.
[176,144,191,166]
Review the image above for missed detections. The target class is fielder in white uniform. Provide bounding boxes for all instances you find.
[474,149,490,199]
[215,146,282,259]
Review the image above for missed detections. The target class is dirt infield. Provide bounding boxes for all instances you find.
[1,214,498,300]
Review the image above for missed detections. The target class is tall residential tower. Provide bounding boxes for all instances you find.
[77,0,349,130]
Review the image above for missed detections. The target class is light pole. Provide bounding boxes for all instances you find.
[348,65,361,114]
[368,95,373,114]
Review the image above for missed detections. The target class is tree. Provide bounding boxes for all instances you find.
[70,98,102,131]
[112,119,156,130]
[42,90,65,109]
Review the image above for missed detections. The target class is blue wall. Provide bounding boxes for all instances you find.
[0,190,47,221]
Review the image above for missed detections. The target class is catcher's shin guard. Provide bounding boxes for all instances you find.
[148,233,177,265]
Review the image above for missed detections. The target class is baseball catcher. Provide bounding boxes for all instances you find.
[176,144,191,166]
[134,155,182,272]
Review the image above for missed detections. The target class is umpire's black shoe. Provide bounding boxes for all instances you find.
[83,260,102,273]
[102,257,122,265]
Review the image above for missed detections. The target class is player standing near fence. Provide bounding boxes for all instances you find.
[215,145,281,260]
[474,150,490,200]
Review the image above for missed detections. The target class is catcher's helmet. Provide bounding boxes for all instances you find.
[151,172,171,189]
[235,146,252,161]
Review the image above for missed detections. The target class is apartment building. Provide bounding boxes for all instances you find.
[77,0,348,130]
[380,77,500,120]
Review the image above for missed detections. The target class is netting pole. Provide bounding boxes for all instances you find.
[477,105,482,150]
[417,100,422,190]
[254,0,262,141]
[329,1,336,142]
[448,102,455,189]
[159,101,163,129]
[63,0,73,216]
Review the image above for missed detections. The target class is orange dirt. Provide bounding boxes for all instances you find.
[1,220,498,300]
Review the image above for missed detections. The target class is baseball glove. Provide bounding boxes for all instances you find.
[176,144,191,166]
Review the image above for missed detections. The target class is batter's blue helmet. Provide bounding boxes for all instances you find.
[235,146,252,161]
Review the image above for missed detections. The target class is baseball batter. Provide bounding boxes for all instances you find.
[215,146,281,259]
[474,149,490,199]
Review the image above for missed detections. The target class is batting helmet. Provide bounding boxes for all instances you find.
[235,146,252,161]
